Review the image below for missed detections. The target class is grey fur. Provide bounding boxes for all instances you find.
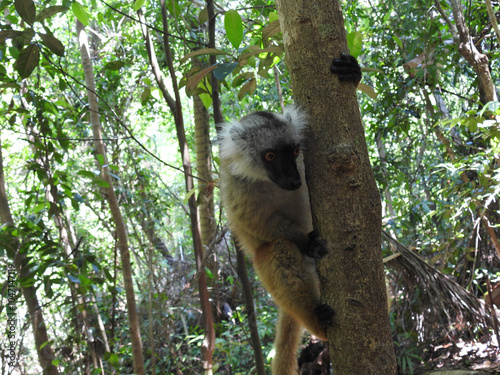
[218,106,313,253]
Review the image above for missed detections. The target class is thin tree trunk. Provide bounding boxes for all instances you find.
[434,0,497,103]
[275,1,396,373]
[207,0,223,125]
[194,92,221,320]
[235,247,266,375]
[0,140,60,375]
[138,5,216,372]
[76,20,145,375]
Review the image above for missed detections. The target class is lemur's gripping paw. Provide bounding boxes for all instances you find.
[330,53,362,86]
[306,230,328,259]
[315,303,335,326]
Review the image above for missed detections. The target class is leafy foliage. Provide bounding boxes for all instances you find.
[0,0,499,373]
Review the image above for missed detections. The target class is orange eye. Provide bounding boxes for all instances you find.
[294,146,300,156]
[265,152,275,161]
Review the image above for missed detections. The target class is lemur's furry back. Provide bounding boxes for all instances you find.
[218,106,333,375]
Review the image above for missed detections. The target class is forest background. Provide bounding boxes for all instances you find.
[0,0,500,374]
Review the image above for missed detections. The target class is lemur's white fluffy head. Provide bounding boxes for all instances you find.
[218,105,308,181]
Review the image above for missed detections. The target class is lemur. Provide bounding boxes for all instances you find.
[217,54,361,375]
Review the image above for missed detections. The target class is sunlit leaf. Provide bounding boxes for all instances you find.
[358,83,377,100]
[95,179,110,188]
[224,9,243,50]
[133,0,146,11]
[96,154,105,166]
[71,1,90,27]
[347,31,363,58]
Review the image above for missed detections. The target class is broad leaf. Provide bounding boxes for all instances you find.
[358,83,377,100]
[39,33,65,57]
[15,0,36,25]
[186,64,218,93]
[71,2,90,27]
[224,10,243,50]
[14,43,39,78]
[262,19,280,40]
[347,31,363,58]
[237,78,256,100]
[0,30,24,43]
[104,61,126,70]
[133,0,146,11]
[36,5,69,22]
[213,62,238,81]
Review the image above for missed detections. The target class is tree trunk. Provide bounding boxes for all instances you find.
[0,140,60,375]
[435,0,497,104]
[138,4,216,371]
[194,93,219,317]
[275,1,397,374]
[236,246,266,375]
[76,20,145,375]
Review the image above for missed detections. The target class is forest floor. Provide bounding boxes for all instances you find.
[422,336,500,374]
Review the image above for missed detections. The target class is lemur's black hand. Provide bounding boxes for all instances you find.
[306,230,328,259]
[330,53,362,86]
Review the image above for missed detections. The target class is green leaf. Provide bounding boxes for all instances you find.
[347,31,362,58]
[15,0,36,25]
[141,87,151,105]
[36,5,69,22]
[71,2,90,27]
[77,170,96,179]
[104,61,126,70]
[198,7,208,24]
[133,0,146,11]
[392,35,403,49]
[232,72,253,88]
[33,202,45,214]
[180,48,230,64]
[96,154,105,165]
[14,43,40,79]
[38,33,65,57]
[199,92,212,109]
[224,10,243,50]
[269,11,278,23]
[213,62,238,81]
[183,187,196,204]
[166,0,181,17]
[95,179,110,188]
[106,353,119,365]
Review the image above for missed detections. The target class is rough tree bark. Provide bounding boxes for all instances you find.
[275,1,397,374]
[0,141,60,375]
[76,20,145,375]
